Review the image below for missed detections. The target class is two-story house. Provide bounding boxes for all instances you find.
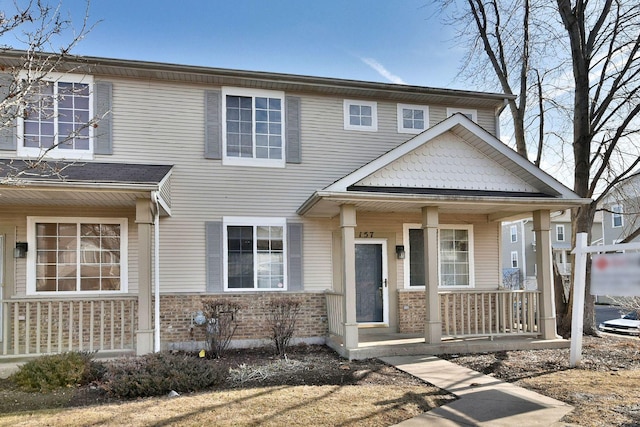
[0,51,589,360]
[502,211,603,290]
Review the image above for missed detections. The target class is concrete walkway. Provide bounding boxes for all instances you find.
[382,355,574,427]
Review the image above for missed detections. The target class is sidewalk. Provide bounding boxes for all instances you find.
[381,355,574,426]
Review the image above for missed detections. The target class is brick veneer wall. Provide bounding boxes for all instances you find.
[159,292,328,348]
[397,290,427,333]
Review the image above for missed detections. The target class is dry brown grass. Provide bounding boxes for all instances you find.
[0,384,451,427]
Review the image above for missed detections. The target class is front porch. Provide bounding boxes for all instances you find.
[326,288,565,359]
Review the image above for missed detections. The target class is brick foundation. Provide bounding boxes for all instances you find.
[159,292,328,349]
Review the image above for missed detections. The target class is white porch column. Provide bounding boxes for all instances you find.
[422,206,441,343]
[340,204,358,350]
[136,198,155,355]
[533,209,558,339]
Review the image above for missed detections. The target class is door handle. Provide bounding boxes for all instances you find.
[383,278,388,288]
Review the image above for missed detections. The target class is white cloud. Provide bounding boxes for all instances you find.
[361,57,406,84]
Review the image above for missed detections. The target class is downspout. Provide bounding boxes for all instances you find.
[520,220,527,280]
[495,98,509,140]
[151,191,161,352]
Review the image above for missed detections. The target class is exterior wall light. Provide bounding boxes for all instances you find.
[14,242,28,258]
[395,245,405,260]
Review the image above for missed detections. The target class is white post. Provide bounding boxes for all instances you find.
[570,233,588,367]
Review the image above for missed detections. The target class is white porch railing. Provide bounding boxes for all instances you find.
[325,291,344,337]
[324,289,540,341]
[439,290,540,338]
[2,296,137,357]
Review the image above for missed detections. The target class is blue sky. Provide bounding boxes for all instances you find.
[3,0,470,89]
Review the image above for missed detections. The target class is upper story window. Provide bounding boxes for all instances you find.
[344,99,378,131]
[17,74,94,159]
[511,251,519,268]
[556,224,565,242]
[223,217,287,291]
[446,107,477,123]
[612,205,624,228]
[222,87,285,168]
[510,225,518,243]
[26,217,128,294]
[397,104,428,134]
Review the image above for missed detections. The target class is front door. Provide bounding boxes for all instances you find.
[355,239,388,324]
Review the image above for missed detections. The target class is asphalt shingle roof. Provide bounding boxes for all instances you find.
[0,159,172,185]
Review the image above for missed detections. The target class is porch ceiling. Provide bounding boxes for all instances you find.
[297,190,591,221]
[0,186,149,209]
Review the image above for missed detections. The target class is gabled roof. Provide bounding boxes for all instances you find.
[298,114,589,219]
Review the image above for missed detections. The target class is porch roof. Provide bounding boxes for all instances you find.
[0,160,173,215]
[298,115,591,220]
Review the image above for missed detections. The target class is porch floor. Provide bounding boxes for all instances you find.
[327,332,570,360]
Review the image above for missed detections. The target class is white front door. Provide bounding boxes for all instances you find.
[355,239,389,325]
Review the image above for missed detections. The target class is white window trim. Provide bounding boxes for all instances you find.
[511,251,519,268]
[222,216,287,292]
[510,225,518,243]
[221,87,286,168]
[556,224,565,242]
[17,72,95,160]
[397,103,429,134]
[26,216,128,295]
[612,204,624,228]
[402,223,475,289]
[446,107,478,123]
[344,99,378,131]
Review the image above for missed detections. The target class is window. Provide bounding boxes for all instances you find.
[17,74,93,159]
[397,104,428,134]
[556,225,565,242]
[26,217,127,294]
[612,205,623,228]
[222,87,285,167]
[223,217,286,290]
[510,225,518,243]
[404,224,474,288]
[446,107,477,123]
[511,251,519,268]
[344,99,378,131]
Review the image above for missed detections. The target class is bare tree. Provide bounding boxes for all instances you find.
[438,0,640,336]
[0,0,96,184]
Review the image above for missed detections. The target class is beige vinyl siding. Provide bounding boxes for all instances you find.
[473,221,500,289]
[302,218,334,291]
[4,76,503,295]
[1,206,138,296]
[101,81,424,293]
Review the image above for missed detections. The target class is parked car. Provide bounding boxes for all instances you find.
[598,311,640,336]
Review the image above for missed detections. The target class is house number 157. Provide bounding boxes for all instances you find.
[358,232,374,238]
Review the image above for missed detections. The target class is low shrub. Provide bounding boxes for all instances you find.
[11,351,103,392]
[266,298,302,357]
[202,299,243,358]
[102,352,228,398]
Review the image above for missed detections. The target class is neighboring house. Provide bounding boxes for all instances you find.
[0,51,589,360]
[501,211,603,289]
[601,175,640,245]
